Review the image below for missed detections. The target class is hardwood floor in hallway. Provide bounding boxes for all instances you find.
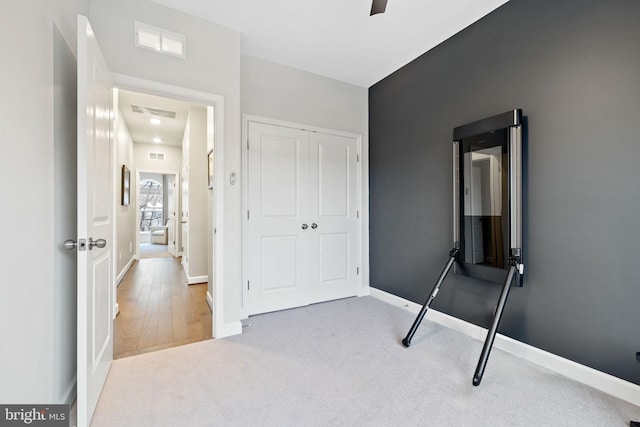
[114,257,212,359]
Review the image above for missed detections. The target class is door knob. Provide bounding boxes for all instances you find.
[89,238,107,250]
[64,238,87,251]
[301,224,308,230]
[311,223,318,229]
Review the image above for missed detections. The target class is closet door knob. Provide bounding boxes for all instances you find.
[311,223,318,229]
[301,224,309,230]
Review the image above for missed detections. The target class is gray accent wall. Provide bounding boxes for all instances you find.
[369,0,640,384]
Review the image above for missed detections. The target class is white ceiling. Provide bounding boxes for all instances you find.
[118,89,191,147]
[148,0,509,87]
[119,1,509,142]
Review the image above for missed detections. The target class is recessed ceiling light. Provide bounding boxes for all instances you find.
[150,118,161,125]
[152,137,162,143]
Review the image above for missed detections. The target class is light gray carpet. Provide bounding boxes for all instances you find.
[91,296,640,426]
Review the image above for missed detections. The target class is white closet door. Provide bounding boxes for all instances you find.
[247,122,310,315]
[307,132,360,303]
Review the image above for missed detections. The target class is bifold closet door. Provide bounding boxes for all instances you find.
[247,123,310,315]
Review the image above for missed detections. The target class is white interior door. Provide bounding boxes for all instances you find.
[246,121,360,316]
[77,15,114,427]
[181,170,189,272]
[167,174,176,256]
[247,122,310,315]
[308,132,360,303]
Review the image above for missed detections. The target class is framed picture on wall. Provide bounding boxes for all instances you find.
[207,149,214,189]
[121,165,130,206]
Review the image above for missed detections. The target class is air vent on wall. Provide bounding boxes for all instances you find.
[131,105,176,119]
[149,152,165,161]
[135,22,186,58]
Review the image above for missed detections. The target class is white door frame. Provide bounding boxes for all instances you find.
[134,169,180,259]
[241,114,369,319]
[112,73,225,338]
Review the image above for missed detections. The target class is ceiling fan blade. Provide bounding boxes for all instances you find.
[370,0,388,16]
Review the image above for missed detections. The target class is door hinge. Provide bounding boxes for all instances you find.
[247,280,251,290]
[357,267,360,275]
[247,140,250,150]
[357,154,360,162]
[247,210,250,220]
[357,210,360,219]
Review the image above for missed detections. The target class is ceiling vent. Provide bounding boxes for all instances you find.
[130,105,176,119]
[135,22,186,59]
[149,152,165,161]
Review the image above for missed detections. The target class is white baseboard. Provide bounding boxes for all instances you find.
[215,321,242,339]
[206,291,213,311]
[116,256,136,286]
[60,375,76,405]
[369,287,640,407]
[357,284,370,297]
[186,275,208,285]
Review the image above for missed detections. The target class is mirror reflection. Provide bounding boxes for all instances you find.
[462,130,508,269]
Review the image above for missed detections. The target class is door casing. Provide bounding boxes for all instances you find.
[111,73,226,338]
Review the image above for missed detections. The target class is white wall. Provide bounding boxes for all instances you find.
[134,143,182,172]
[0,0,88,404]
[241,55,368,135]
[183,107,208,281]
[140,172,165,182]
[89,0,243,330]
[116,109,135,277]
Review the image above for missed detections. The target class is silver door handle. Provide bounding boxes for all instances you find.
[64,239,87,251]
[311,223,318,229]
[301,224,308,230]
[89,238,106,250]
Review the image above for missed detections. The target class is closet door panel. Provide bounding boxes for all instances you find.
[308,132,360,303]
[247,122,310,315]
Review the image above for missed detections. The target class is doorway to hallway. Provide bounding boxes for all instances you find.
[113,72,226,340]
[137,172,177,260]
[113,257,211,359]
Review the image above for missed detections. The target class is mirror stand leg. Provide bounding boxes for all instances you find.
[472,258,519,386]
[402,248,459,347]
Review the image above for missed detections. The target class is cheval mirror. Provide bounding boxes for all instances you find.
[402,109,525,386]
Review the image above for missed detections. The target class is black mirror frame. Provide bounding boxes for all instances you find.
[452,109,523,284]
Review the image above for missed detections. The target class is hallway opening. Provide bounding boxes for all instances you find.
[114,257,211,359]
